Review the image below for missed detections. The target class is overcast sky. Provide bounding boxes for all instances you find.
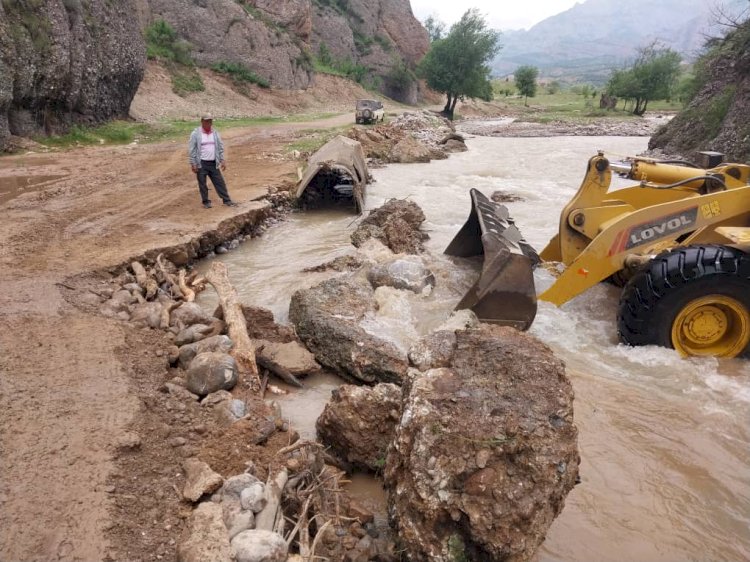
[410,0,583,30]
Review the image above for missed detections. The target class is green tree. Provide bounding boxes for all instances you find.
[607,43,681,115]
[423,15,446,42]
[419,9,501,120]
[546,80,561,94]
[514,65,538,106]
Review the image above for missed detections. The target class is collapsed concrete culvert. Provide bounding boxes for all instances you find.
[315,383,402,472]
[294,136,370,213]
[289,276,409,384]
[385,325,580,562]
[351,199,428,254]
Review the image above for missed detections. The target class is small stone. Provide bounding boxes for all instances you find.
[239,483,266,513]
[182,458,224,502]
[104,485,116,493]
[115,432,141,451]
[169,437,187,448]
[227,510,255,540]
[231,530,287,562]
[186,352,238,396]
[476,449,491,469]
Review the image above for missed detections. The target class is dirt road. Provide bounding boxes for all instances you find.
[0,113,350,561]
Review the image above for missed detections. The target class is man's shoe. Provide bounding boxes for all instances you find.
[203,201,212,209]
[223,200,238,207]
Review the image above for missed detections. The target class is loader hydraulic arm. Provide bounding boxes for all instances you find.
[538,153,750,307]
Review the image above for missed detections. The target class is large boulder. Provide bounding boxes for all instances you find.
[289,277,409,384]
[255,339,322,379]
[351,200,428,254]
[316,383,402,471]
[384,325,579,562]
[186,352,238,396]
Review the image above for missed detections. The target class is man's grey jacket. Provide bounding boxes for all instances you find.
[188,128,225,167]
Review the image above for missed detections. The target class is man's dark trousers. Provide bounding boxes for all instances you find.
[197,159,230,204]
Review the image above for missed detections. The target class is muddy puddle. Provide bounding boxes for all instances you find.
[0,174,67,204]
[198,136,750,561]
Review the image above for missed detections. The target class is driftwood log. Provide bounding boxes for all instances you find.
[131,261,158,300]
[255,468,289,531]
[205,262,261,391]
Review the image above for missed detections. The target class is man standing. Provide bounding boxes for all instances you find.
[188,113,237,208]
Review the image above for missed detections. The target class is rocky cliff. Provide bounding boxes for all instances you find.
[0,0,428,150]
[0,0,145,147]
[649,18,750,163]
[139,0,427,98]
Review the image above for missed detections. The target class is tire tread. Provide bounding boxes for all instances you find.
[617,245,750,349]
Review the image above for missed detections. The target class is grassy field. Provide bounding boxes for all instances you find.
[494,90,682,122]
[37,113,341,149]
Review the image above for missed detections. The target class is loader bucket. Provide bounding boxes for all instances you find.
[445,189,539,330]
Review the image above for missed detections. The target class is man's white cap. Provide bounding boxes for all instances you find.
[201,112,213,120]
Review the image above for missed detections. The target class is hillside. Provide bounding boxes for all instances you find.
[0,0,428,150]
[649,16,750,162]
[492,0,747,83]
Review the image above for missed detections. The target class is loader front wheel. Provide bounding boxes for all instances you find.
[617,245,750,358]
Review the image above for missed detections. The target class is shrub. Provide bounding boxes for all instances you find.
[212,61,270,88]
[145,19,193,66]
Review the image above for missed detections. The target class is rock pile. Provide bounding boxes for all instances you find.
[351,199,428,254]
[348,110,468,164]
[299,198,580,561]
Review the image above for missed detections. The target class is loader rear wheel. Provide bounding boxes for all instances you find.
[617,245,750,358]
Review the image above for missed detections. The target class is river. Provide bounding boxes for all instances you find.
[198,135,750,561]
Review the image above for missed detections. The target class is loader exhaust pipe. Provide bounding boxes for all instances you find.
[445,189,539,331]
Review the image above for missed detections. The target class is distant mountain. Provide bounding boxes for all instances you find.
[493,0,747,83]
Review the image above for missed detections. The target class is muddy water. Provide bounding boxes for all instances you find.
[0,174,67,204]
[200,136,750,561]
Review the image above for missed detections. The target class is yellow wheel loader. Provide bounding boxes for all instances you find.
[446,151,750,358]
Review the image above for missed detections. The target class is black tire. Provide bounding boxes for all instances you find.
[605,269,631,287]
[617,245,750,356]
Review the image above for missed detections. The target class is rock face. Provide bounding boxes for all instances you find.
[145,0,311,90]
[385,325,580,562]
[0,0,145,148]
[316,383,402,471]
[649,19,750,163]
[289,277,409,384]
[351,199,428,254]
[143,0,428,100]
[308,0,429,103]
